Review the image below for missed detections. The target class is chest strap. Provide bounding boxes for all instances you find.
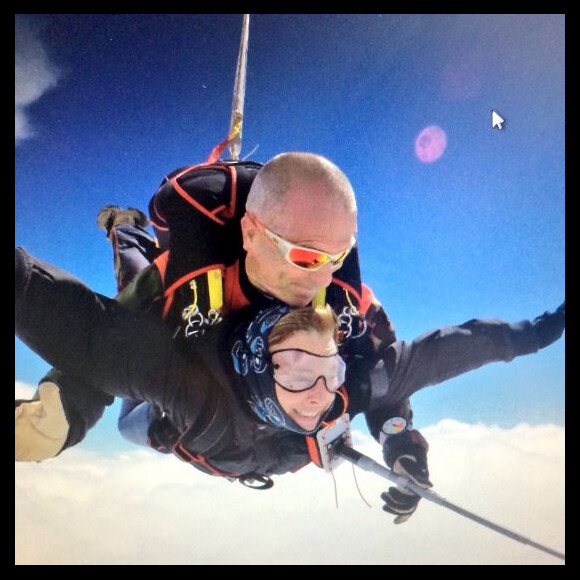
[305,387,349,468]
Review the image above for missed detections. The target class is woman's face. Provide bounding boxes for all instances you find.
[271,329,340,432]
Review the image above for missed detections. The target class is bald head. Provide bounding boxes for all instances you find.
[246,152,357,224]
[241,152,358,307]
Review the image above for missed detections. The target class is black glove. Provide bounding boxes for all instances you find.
[533,302,565,349]
[381,488,421,524]
[381,430,432,524]
[147,414,180,454]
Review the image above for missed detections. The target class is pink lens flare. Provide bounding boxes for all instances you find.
[415,125,447,163]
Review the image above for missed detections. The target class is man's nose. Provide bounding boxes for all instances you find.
[310,262,333,288]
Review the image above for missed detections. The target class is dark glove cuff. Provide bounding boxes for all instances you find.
[147,416,180,453]
[382,429,429,468]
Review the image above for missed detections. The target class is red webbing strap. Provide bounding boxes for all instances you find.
[172,442,239,478]
[331,277,363,308]
[152,250,170,285]
[305,387,349,469]
[206,133,236,165]
[305,436,323,468]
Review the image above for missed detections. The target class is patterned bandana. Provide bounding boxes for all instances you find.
[230,304,334,434]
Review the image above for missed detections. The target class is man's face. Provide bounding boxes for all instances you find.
[242,185,357,307]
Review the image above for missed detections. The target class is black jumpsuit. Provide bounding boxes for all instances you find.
[16,247,546,479]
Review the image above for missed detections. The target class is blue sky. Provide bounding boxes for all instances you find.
[15,14,565,453]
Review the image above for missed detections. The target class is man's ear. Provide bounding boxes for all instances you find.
[240,214,256,251]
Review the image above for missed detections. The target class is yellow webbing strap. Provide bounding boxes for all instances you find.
[207,269,224,311]
[311,287,327,309]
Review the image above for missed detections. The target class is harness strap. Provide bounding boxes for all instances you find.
[305,436,323,467]
[331,277,363,309]
[172,442,239,478]
[222,260,251,315]
[161,264,225,320]
[305,386,349,468]
[153,250,170,285]
[206,126,241,164]
[166,162,241,225]
[207,268,224,311]
[359,283,375,315]
[311,287,326,309]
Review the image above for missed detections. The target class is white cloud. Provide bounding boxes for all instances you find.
[15,15,60,144]
[15,421,565,565]
[15,381,36,400]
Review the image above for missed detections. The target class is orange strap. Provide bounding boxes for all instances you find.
[304,386,349,469]
[219,165,237,220]
[206,137,231,165]
[170,173,227,226]
[359,283,375,315]
[305,436,323,467]
[153,251,170,285]
[167,162,240,225]
[222,260,251,315]
[331,277,363,309]
[336,386,349,412]
[206,128,240,164]
[172,442,239,478]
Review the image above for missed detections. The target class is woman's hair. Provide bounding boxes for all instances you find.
[267,304,339,349]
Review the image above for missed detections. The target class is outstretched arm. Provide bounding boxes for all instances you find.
[378,308,564,406]
[15,247,221,435]
[16,247,175,400]
[364,305,564,523]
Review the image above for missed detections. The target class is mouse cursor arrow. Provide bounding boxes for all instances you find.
[491,110,505,130]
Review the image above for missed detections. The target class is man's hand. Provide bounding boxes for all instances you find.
[147,414,180,454]
[381,487,422,524]
[15,382,69,461]
[533,301,565,349]
[381,429,432,524]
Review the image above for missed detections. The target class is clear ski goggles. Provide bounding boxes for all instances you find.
[248,213,356,271]
[270,348,346,393]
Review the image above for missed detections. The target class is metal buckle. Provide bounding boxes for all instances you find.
[238,473,274,490]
